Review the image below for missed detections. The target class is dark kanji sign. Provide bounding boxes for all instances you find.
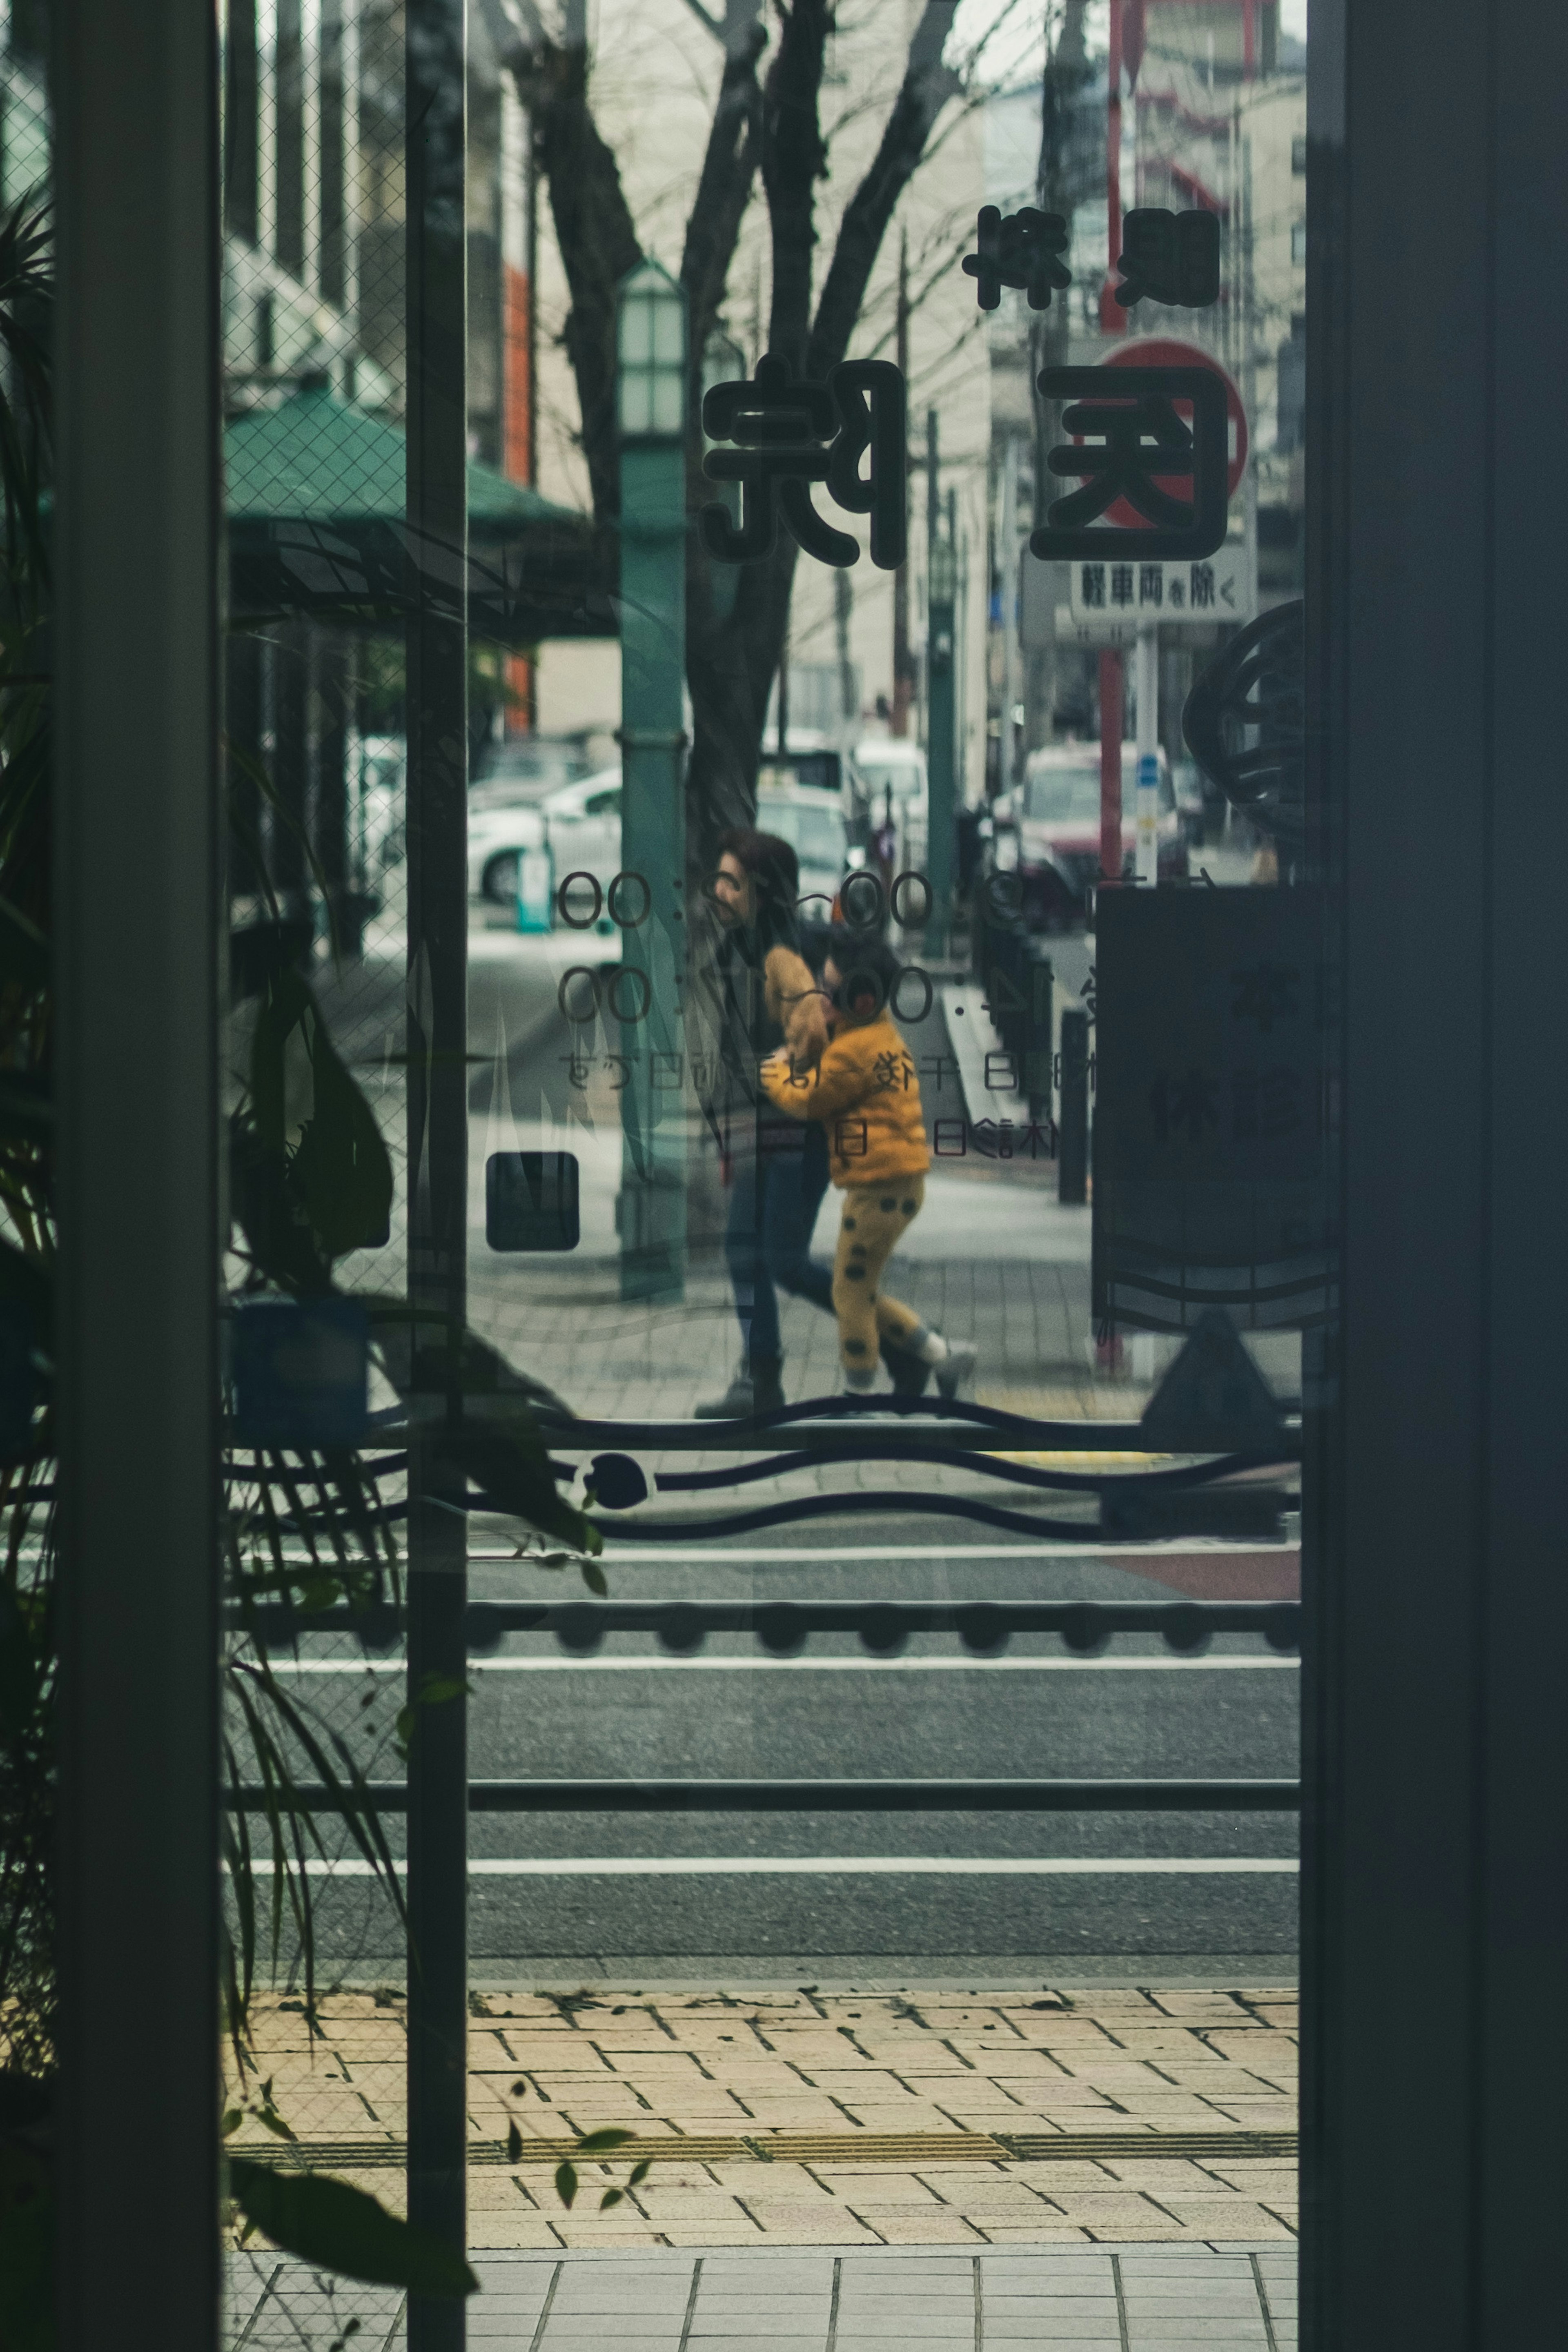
[1032,364,1229,560]
[700,353,906,569]
[1091,889,1335,1334]
[1116,208,1222,309]
[962,205,1072,310]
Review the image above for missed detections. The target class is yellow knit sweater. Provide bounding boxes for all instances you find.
[759,1010,931,1187]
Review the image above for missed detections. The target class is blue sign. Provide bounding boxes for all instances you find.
[232,1297,370,1449]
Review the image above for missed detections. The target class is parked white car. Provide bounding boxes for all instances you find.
[468,768,622,906]
[468,768,852,928]
[753,783,851,920]
[853,737,927,872]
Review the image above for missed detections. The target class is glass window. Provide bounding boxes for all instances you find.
[758,749,843,794]
[35,0,1319,2339]
[755,797,847,871]
[61,0,1568,2336]
[1023,762,1102,822]
[204,0,1309,2330]
[1023,760,1175,820]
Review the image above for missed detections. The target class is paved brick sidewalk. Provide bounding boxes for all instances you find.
[230,2243,1297,2349]
[232,1982,1296,2251]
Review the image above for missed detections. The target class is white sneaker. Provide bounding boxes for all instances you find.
[935,1341,977,1401]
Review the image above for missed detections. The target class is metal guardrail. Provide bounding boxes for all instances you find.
[230,1597,1301,1816]
[236,1596,1301,1653]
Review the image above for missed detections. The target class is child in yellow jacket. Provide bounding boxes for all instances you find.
[760,933,976,1398]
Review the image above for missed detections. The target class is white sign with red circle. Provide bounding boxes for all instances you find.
[1096,337,1247,524]
[1062,336,1254,628]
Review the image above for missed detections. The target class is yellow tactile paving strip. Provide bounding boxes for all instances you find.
[232,1982,1297,2247]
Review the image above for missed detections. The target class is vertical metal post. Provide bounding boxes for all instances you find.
[1058,1008,1089,1207]
[891,231,912,739]
[1027,953,1053,1123]
[1097,650,1123,884]
[1000,436,1020,788]
[616,262,688,1302]
[55,2,222,2347]
[1097,0,1127,901]
[1134,622,1158,884]
[925,412,956,958]
[1098,0,1125,331]
[404,1,468,2343]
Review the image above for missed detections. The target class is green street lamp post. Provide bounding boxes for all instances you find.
[615,259,689,1300]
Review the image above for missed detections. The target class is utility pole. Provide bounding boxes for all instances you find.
[1241,122,1260,637]
[615,261,689,1302]
[1098,0,1127,891]
[1030,0,1090,762]
[1135,622,1159,882]
[835,568,856,735]
[1000,434,1020,788]
[925,410,958,956]
[891,231,913,737]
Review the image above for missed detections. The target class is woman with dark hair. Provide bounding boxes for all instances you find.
[693,829,927,1416]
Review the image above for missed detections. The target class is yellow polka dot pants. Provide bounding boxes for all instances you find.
[831,1177,926,1376]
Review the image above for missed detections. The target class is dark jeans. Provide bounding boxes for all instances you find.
[725,1123,833,1361]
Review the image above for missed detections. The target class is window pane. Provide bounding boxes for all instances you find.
[200,0,1310,2341]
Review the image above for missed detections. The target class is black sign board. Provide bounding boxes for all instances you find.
[486,1151,581,1252]
[1092,888,1336,1332]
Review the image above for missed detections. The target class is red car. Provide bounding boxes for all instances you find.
[988,744,1188,930]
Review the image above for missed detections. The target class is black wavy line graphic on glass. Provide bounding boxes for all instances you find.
[575,1489,1276,1544]
[649,1447,1283,1497]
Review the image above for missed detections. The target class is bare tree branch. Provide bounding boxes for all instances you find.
[508,0,967,831]
[678,0,767,362]
[761,0,832,372]
[675,0,772,55]
[685,0,835,830]
[506,34,642,526]
[808,0,961,376]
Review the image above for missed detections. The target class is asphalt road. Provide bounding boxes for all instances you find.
[249,1532,1299,1981]
[269,904,1298,1982]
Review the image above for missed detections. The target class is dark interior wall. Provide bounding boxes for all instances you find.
[1303,2,1568,2346]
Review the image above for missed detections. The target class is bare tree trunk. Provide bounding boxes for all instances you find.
[517,33,641,529]
[500,0,961,855]
[684,0,960,853]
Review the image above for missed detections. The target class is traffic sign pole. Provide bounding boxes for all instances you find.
[1098,651,1124,887]
[1136,622,1159,884]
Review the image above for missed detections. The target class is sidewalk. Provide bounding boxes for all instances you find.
[231,2243,1297,2349]
[231,1981,1296,2251]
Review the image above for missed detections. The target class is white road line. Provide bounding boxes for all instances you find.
[477,1543,1299,1564]
[212,1540,1296,1568]
[299,1855,1299,1878]
[267,1655,1300,1675]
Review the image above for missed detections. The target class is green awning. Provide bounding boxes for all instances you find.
[225,382,579,536]
[224,383,614,641]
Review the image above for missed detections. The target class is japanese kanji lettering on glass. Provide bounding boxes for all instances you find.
[1115,208,1222,310]
[1032,366,1229,561]
[962,205,1072,311]
[700,353,906,569]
